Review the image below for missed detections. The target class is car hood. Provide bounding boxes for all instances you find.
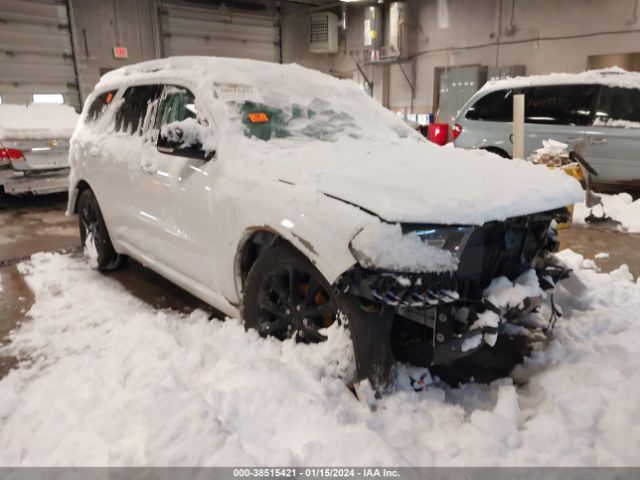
[257,141,584,225]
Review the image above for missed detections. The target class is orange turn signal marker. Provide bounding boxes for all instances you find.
[247,112,270,124]
[106,92,114,104]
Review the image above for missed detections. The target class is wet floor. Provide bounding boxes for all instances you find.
[1,194,639,380]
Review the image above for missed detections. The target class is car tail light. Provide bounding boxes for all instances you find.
[452,123,463,140]
[0,148,25,162]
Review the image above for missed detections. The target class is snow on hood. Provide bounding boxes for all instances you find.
[256,142,583,225]
[0,104,80,140]
[481,67,640,93]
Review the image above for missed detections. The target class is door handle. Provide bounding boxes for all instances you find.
[590,138,607,145]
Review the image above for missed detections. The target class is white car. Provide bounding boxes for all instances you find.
[68,57,583,391]
[0,103,79,199]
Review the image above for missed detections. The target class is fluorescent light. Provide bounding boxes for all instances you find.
[33,94,64,104]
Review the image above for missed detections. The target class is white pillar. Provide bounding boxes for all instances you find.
[512,93,525,159]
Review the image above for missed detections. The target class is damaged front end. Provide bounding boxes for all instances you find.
[333,208,572,391]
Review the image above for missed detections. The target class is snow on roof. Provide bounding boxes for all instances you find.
[97,56,347,93]
[481,67,640,93]
[0,104,80,140]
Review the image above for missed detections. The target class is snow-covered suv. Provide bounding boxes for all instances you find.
[68,57,583,392]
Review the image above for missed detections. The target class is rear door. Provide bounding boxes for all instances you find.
[522,84,598,156]
[105,84,163,253]
[583,86,640,185]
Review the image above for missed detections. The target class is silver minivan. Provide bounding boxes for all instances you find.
[453,69,640,191]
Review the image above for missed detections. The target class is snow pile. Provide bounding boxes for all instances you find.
[527,139,574,167]
[573,192,640,233]
[0,104,79,140]
[470,270,546,346]
[350,223,458,273]
[1,251,640,466]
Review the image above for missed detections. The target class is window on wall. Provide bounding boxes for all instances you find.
[594,86,640,128]
[523,85,598,126]
[86,90,117,124]
[465,89,513,122]
[33,93,64,104]
[114,85,163,135]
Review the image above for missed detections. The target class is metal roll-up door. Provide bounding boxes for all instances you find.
[160,3,280,63]
[0,0,80,108]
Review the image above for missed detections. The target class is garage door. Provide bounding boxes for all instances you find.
[160,3,280,63]
[0,0,80,108]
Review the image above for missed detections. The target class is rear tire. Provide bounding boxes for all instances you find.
[77,188,127,271]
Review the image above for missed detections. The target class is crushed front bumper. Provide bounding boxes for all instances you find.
[0,168,69,195]
[334,254,570,392]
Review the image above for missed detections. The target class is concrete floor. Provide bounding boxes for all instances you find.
[1,193,639,380]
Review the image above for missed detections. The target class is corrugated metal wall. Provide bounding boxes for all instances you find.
[159,2,280,63]
[0,0,80,108]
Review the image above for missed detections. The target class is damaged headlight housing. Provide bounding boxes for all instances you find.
[404,225,475,257]
[348,223,474,273]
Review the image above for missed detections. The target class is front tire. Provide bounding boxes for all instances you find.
[243,244,339,343]
[78,188,127,271]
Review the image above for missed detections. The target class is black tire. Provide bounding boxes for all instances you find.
[77,188,127,271]
[243,243,339,343]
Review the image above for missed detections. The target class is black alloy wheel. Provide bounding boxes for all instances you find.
[243,244,339,343]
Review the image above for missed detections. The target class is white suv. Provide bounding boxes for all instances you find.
[68,57,583,391]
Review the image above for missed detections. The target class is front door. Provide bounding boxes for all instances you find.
[138,84,220,288]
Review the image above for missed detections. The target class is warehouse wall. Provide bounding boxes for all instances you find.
[68,0,160,104]
[282,0,640,114]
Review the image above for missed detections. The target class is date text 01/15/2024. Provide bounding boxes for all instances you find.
[232,468,401,478]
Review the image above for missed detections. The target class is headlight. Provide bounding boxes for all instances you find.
[404,225,474,258]
[349,223,471,273]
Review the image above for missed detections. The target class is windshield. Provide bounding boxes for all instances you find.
[237,98,362,142]
[214,81,418,145]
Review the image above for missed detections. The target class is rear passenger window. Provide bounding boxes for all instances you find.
[594,86,640,128]
[86,90,117,124]
[524,85,597,126]
[115,85,163,135]
[465,90,513,122]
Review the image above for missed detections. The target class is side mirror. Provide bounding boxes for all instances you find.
[157,120,215,161]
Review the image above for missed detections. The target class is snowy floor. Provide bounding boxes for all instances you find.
[0,250,639,466]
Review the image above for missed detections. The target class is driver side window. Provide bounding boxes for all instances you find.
[155,86,197,129]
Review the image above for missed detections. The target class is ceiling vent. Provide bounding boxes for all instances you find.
[309,12,339,54]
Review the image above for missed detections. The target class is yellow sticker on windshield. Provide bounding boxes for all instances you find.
[247,112,270,124]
